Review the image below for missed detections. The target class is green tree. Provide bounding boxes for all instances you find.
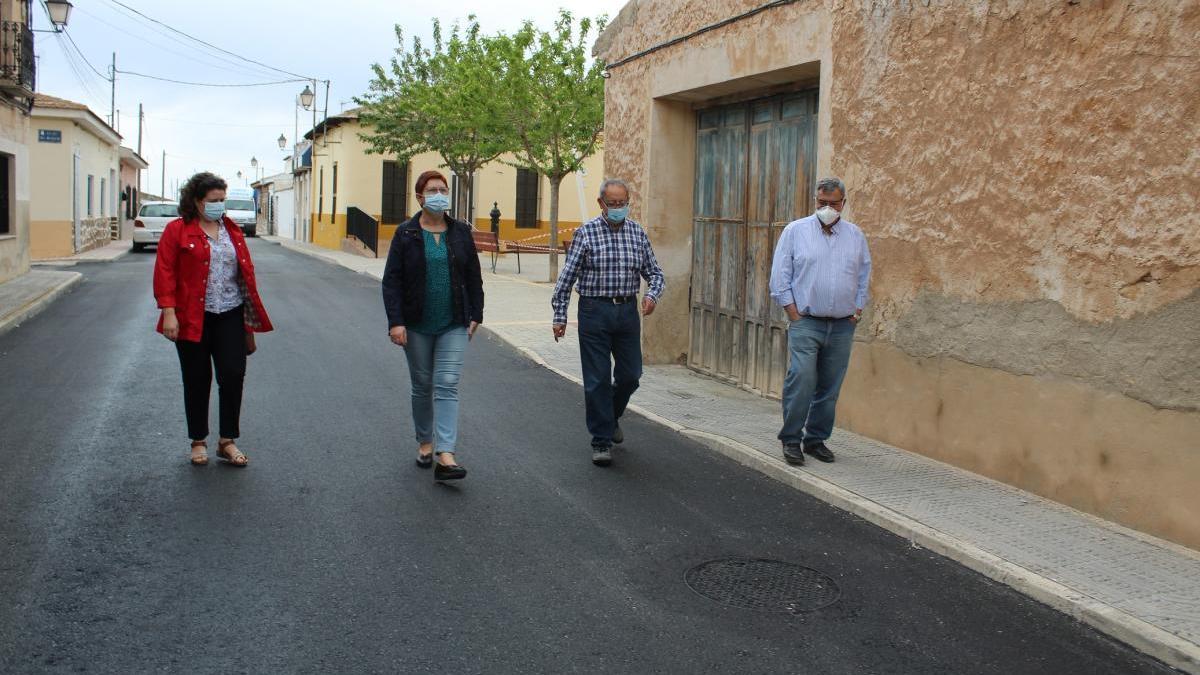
[497,11,607,281]
[357,18,516,219]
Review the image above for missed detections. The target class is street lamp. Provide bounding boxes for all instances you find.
[46,0,73,31]
[277,134,287,150]
[299,85,315,110]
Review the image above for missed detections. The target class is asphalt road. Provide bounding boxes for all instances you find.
[0,242,1179,674]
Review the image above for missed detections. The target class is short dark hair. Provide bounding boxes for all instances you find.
[415,169,448,195]
[179,172,228,221]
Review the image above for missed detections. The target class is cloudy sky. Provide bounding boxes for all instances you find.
[33,0,627,197]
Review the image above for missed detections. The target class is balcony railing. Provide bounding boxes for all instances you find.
[0,20,34,95]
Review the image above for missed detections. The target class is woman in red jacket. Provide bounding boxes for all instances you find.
[153,172,273,467]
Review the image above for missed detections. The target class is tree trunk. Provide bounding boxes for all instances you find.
[548,176,563,283]
[456,171,474,225]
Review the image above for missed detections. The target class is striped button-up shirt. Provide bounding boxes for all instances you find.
[551,216,666,325]
[769,214,871,318]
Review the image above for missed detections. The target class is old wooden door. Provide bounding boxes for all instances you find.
[689,92,818,397]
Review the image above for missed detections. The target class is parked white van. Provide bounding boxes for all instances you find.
[225,187,257,236]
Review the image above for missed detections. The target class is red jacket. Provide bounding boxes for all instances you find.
[153,217,273,342]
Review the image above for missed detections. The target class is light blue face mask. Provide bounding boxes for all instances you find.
[605,205,629,223]
[423,193,450,214]
[204,201,226,222]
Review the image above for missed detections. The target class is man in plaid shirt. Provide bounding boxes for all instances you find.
[552,179,665,466]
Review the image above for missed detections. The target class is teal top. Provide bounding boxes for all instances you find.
[410,229,454,334]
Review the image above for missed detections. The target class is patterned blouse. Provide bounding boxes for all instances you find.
[204,225,243,314]
[409,229,454,334]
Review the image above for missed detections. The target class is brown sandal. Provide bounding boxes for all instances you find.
[217,439,249,467]
[190,440,208,466]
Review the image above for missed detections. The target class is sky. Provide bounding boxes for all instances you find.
[33,0,628,198]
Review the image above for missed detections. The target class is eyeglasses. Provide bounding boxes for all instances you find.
[423,187,450,196]
[816,198,844,208]
[602,200,629,209]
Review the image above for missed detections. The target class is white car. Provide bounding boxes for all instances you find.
[132,201,179,251]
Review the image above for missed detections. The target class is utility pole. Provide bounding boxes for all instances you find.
[110,53,116,128]
[137,104,143,155]
[161,150,165,198]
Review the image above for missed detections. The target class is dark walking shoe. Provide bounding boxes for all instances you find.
[783,443,806,466]
[415,449,434,468]
[805,442,836,463]
[612,424,624,445]
[434,462,467,481]
[592,446,613,467]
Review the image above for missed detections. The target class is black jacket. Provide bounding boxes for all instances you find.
[382,213,484,329]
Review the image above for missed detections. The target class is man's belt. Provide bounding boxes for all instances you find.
[800,313,854,321]
[586,295,637,304]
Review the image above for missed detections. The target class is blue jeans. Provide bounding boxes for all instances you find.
[403,326,469,454]
[577,297,642,448]
[778,316,857,447]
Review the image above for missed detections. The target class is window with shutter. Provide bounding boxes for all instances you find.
[381,161,409,224]
[515,168,539,228]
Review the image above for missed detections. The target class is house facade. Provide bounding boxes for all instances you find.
[28,94,121,259]
[0,0,34,283]
[596,0,1199,548]
[303,108,603,254]
[118,146,148,241]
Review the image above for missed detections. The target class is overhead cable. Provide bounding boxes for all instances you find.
[104,0,314,81]
[114,69,309,88]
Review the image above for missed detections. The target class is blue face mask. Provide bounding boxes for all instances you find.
[423,193,450,214]
[605,205,629,224]
[204,201,226,222]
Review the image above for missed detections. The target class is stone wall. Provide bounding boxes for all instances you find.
[597,0,1200,547]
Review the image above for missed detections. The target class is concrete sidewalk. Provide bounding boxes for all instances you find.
[31,240,130,266]
[0,269,82,336]
[263,236,1200,673]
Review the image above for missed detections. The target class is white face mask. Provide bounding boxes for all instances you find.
[816,205,840,225]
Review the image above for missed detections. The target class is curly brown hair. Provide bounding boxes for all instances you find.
[178,172,228,221]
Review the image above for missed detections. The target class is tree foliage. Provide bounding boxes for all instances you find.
[495,10,608,279]
[356,17,516,217]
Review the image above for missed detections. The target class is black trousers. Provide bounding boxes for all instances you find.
[175,305,246,441]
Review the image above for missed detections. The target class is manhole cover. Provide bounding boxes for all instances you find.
[685,558,840,613]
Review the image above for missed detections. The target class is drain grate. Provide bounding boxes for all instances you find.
[685,558,840,613]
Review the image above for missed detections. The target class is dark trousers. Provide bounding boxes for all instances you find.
[577,297,642,448]
[175,305,246,441]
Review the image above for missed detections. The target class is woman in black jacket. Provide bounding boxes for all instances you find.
[382,170,484,482]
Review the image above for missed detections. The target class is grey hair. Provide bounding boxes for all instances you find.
[598,178,630,199]
[815,177,846,198]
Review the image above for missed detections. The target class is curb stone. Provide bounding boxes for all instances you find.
[0,272,83,337]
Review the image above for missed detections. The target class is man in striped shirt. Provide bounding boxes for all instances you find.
[552,179,665,467]
[769,177,872,466]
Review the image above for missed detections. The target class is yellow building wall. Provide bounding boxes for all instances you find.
[307,116,604,251]
[28,116,120,258]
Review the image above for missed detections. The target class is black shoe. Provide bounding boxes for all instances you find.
[783,443,806,466]
[612,424,624,445]
[415,452,433,468]
[805,442,836,463]
[592,446,613,467]
[434,462,467,481]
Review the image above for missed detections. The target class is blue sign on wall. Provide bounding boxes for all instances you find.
[38,129,62,143]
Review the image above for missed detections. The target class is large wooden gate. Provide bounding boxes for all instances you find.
[688,92,818,397]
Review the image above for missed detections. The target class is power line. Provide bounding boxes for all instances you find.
[104,0,314,81]
[74,5,291,82]
[62,29,111,81]
[114,69,308,88]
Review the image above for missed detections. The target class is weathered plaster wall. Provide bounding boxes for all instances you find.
[598,0,1200,547]
[0,104,31,284]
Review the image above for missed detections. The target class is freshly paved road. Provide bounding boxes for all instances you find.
[0,242,1178,674]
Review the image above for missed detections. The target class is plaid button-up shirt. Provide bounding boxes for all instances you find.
[551,216,665,325]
